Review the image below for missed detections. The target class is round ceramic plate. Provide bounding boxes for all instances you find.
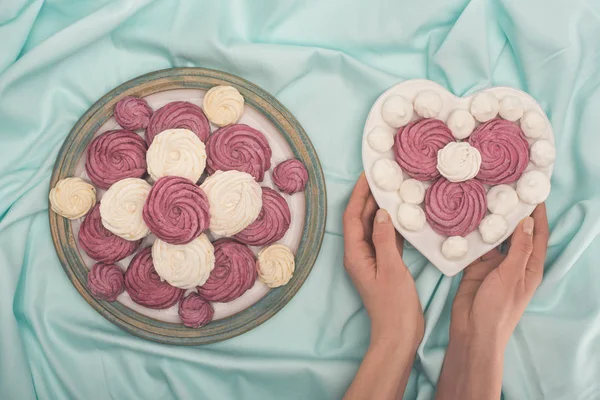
[49,68,327,345]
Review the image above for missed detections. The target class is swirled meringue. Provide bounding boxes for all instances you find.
[397,203,426,231]
[87,263,125,302]
[203,85,244,127]
[530,140,556,167]
[394,118,454,181]
[414,91,443,118]
[447,109,475,139]
[146,129,207,182]
[257,244,295,288]
[499,96,524,122]
[486,184,519,216]
[381,95,413,127]
[197,239,257,303]
[100,178,151,241]
[372,158,403,191]
[479,214,509,244]
[441,236,468,261]
[436,142,481,182]
[146,101,211,144]
[49,177,96,220]
[272,159,309,194]
[143,176,210,245]
[114,96,153,130]
[520,111,547,139]
[85,130,148,189]
[470,92,499,122]
[179,293,214,328]
[152,234,215,289]
[468,118,529,185]
[234,188,291,246]
[516,170,551,204]
[367,126,395,152]
[398,179,425,204]
[206,124,272,182]
[79,204,141,263]
[200,170,263,236]
[125,247,184,309]
[425,178,487,237]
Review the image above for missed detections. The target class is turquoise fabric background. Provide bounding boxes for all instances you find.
[1,0,600,399]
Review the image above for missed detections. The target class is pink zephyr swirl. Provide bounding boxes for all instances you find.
[393,118,454,181]
[142,176,210,245]
[125,247,184,309]
[146,101,211,145]
[85,129,147,189]
[425,178,487,237]
[468,118,530,185]
[114,96,153,131]
[87,262,125,302]
[272,159,308,194]
[206,124,272,182]
[234,188,291,246]
[79,204,141,263]
[178,292,214,328]
[197,239,257,303]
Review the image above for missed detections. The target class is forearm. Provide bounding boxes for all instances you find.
[436,334,505,400]
[344,339,417,400]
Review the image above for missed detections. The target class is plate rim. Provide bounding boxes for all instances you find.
[49,67,327,345]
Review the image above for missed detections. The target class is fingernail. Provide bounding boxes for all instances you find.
[376,209,389,223]
[523,217,534,236]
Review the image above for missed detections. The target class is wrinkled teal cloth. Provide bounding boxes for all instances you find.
[2,0,600,399]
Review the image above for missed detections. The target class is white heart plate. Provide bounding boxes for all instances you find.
[362,80,555,276]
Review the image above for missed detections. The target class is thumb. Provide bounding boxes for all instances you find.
[372,209,403,269]
[501,217,535,279]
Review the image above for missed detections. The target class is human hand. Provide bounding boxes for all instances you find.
[343,174,424,400]
[436,204,549,400]
[342,173,424,349]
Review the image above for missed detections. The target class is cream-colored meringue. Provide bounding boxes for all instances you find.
[146,129,207,182]
[398,179,425,204]
[367,126,395,153]
[397,203,425,231]
[200,170,262,236]
[414,91,442,118]
[487,184,519,216]
[479,214,509,244]
[372,158,403,191]
[516,170,551,204]
[470,92,499,122]
[152,234,215,289]
[530,140,556,167]
[381,96,413,128]
[203,85,244,127]
[499,96,524,122]
[49,177,96,220]
[257,244,295,288]
[520,111,547,139]
[437,142,481,182]
[99,178,151,241]
[447,109,475,139]
[441,236,468,261]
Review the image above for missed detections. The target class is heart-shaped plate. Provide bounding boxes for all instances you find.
[362,80,555,276]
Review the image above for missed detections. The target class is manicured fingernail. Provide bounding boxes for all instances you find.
[523,217,534,236]
[376,209,389,223]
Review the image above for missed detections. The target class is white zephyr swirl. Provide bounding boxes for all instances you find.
[146,128,207,182]
[437,142,482,183]
[257,244,295,288]
[203,85,245,127]
[49,177,97,220]
[152,234,215,289]
[100,178,150,240]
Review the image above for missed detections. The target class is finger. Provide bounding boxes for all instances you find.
[457,258,499,301]
[361,194,378,241]
[500,217,534,281]
[343,173,371,248]
[371,209,404,271]
[526,203,549,283]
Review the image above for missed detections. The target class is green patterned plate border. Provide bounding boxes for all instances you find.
[49,68,327,345]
